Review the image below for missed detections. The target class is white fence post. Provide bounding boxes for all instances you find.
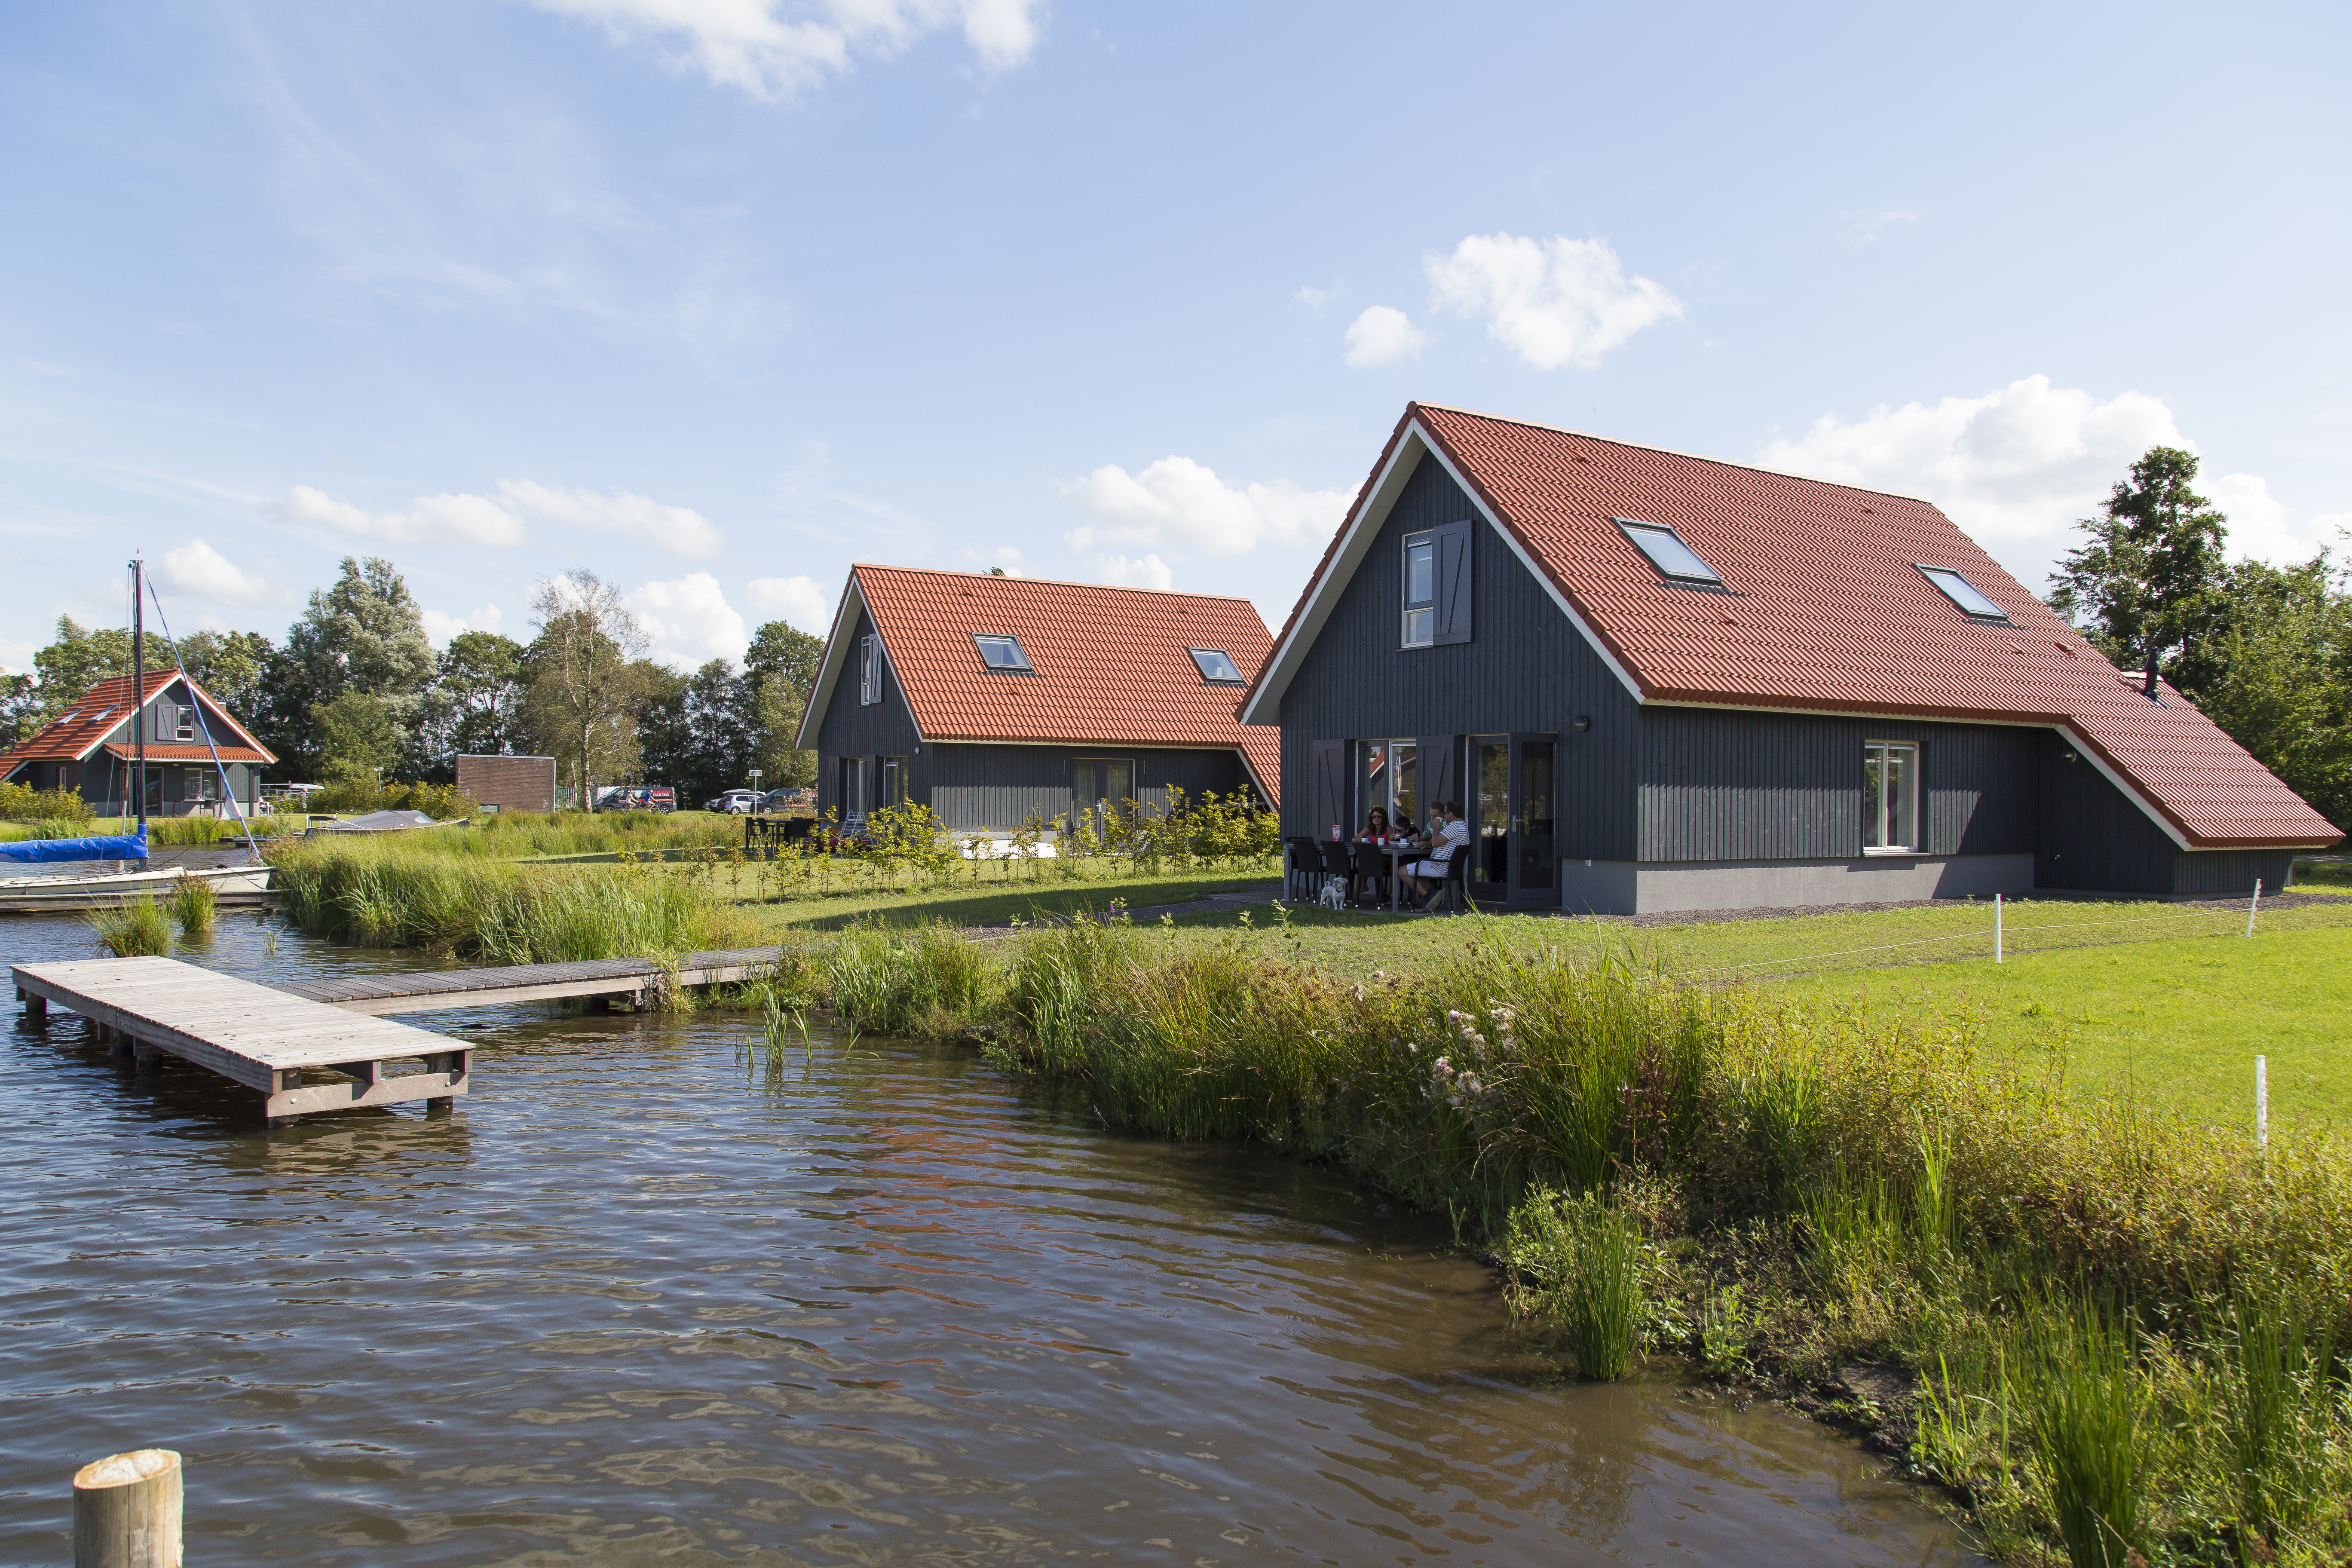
[2257,1054,2269,1150]
[2247,878,2263,937]
[1994,893,2003,964]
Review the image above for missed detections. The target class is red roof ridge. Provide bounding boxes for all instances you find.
[1410,400,1945,510]
[851,562,1262,608]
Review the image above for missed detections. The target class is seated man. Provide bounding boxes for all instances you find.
[1401,802,1470,911]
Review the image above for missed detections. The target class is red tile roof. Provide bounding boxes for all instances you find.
[97,743,274,764]
[1255,404,2338,851]
[0,671,277,772]
[825,567,1281,802]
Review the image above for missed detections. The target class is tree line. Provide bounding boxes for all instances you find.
[0,557,824,807]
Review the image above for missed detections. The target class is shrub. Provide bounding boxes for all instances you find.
[168,871,218,934]
[0,781,94,824]
[303,777,472,818]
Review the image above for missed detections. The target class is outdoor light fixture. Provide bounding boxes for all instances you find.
[1575,716,1592,732]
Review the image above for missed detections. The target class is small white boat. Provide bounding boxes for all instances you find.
[0,862,273,915]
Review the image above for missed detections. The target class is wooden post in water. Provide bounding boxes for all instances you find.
[73,1448,182,1567]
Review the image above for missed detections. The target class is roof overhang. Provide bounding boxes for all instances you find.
[793,571,928,751]
[1239,411,1644,726]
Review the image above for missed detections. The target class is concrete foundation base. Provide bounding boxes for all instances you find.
[1557,854,2037,916]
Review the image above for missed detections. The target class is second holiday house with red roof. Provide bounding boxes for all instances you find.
[795,566,1279,836]
[1237,404,2341,913]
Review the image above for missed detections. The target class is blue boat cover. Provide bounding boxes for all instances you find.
[0,827,148,863]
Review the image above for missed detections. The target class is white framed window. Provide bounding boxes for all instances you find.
[1402,533,1436,646]
[859,634,881,705]
[184,766,220,802]
[974,634,1032,671]
[1916,564,2009,620]
[1862,741,1919,853]
[1188,648,1242,683]
[1617,518,1722,584]
[175,704,196,741]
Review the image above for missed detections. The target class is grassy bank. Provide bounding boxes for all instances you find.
[744,915,2352,1565]
[265,837,764,962]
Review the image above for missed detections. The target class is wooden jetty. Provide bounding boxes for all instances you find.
[276,946,786,1015]
[13,956,469,1124]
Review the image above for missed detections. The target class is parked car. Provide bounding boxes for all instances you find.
[706,789,762,814]
[595,786,677,813]
[756,788,810,814]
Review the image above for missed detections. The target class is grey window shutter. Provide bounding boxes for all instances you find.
[1432,521,1473,645]
[1417,735,1459,818]
[1311,739,1346,839]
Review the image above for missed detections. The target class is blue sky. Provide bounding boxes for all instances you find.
[4,0,2346,674]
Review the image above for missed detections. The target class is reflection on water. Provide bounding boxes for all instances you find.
[0,914,1976,1565]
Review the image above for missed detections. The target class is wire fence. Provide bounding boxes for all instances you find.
[1675,887,2352,981]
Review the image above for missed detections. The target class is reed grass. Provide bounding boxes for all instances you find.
[265,836,763,964]
[168,871,218,933]
[89,896,171,956]
[1505,1189,1650,1379]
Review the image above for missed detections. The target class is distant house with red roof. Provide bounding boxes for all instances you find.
[1240,403,2341,914]
[0,671,276,818]
[795,566,1278,832]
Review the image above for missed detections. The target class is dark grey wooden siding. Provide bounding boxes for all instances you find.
[1276,452,1642,858]
[924,743,1252,829]
[813,604,921,819]
[2034,730,2290,894]
[1637,709,2038,861]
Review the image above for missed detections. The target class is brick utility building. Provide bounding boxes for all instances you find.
[1240,403,2343,914]
[456,754,557,815]
[0,671,276,816]
[797,566,1280,832]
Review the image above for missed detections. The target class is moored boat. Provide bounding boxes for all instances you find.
[0,861,273,914]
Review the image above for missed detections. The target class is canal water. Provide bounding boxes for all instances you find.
[0,913,1976,1565]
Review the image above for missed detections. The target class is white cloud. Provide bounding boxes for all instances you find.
[157,538,283,606]
[629,573,750,668]
[421,603,506,648]
[744,574,833,632]
[529,0,1045,98]
[1094,553,1172,591]
[2203,474,2351,567]
[279,484,529,547]
[1425,233,1682,370]
[1057,456,1349,558]
[1294,285,1331,311]
[0,639,33,678]
[1342,305,1427,368]
[497,480,724,557]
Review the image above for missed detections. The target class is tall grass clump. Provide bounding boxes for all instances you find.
[89,896,171,957]
[824,920,995,1038]
[266,837,760,965]
[168,871,218,934]
[2019,1302,2155,1568]
[1505,1189,1651,1379]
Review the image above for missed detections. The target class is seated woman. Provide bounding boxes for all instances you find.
[1354,806,1393,843]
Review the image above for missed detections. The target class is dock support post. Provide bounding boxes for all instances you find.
[72,1448,182,1568]
[16,986,45,1021]
[132,1044,162,1074]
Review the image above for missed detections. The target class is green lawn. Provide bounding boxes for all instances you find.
[1140,896,2352,1128]
[716,861,1280,931]
[1778,925,2352,1129]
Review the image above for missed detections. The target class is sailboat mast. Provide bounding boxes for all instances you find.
[132,556,146,831]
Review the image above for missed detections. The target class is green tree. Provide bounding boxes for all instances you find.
[2048,446,2229,684]
[2187,555,2352,831]
[31,616,133,722]
[744,619,822,789]
[174,628,273,728]
[413,631,528,775]
[311,690,402,783]
[266,557,436,776]
[524,570,649,807]
[0,674,37,749]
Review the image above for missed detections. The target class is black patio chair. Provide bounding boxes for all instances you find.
[1284,837,1323,903]
[1350,840,1392,908]
[1315,839,1357,906]
[1435,850,1474,914]
[781,817,815,850]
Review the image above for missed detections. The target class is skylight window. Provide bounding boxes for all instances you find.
[974,634,1033,671]
[1188,648,1243,684]
[58,711,79,726]
[1917,565,2009,620]
[1616,518,1721,584]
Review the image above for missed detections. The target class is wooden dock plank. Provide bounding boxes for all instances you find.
[12,957,473,1119]
[275,946,791,1015]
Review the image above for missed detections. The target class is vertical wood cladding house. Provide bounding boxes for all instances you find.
[1240,404,2343,914]
[0,671,276,816]
[796,566,1282,831]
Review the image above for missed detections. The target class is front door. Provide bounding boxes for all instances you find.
[1468,737,1509,900]
[1071,759,1133,837]
[1507,733,1558,907]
